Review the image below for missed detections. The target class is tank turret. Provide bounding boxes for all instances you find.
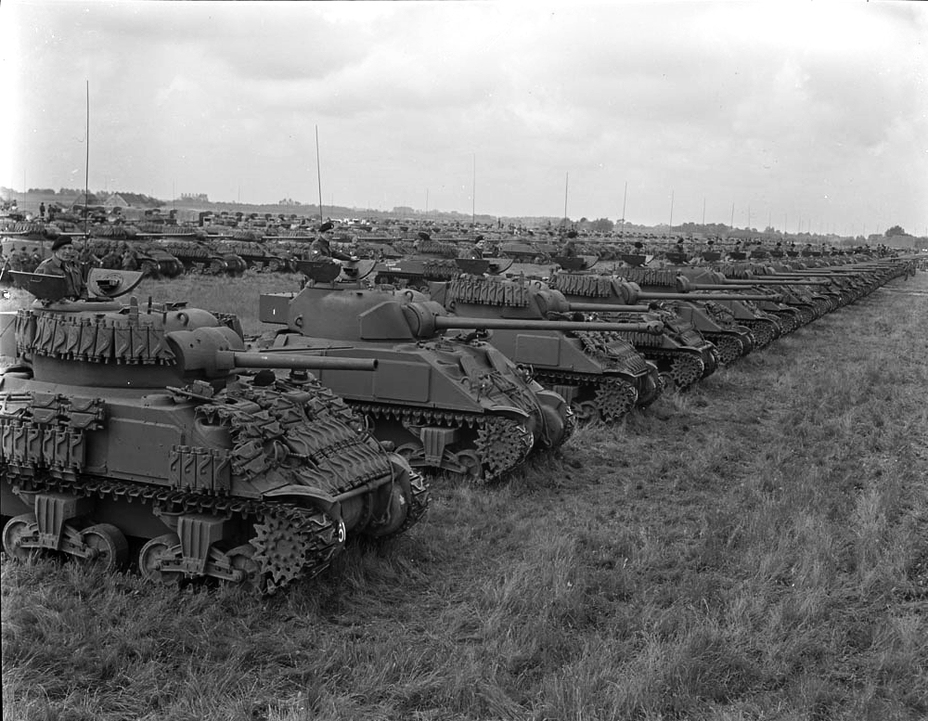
[426,276,665,422]
[257,283,578,482]
[2,285,427,593]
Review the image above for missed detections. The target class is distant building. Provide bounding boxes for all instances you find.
[181,193,209,202]
[104,193,130,210]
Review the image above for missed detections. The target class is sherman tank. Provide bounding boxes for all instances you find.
[1,270,427,593]
[548,271,721,390]
[256,262,589,482]
[427,275,664,422]
[372,256,514,290]
[607,267,773,365]
[674,266,834,328]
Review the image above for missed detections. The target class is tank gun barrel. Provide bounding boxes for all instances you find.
[433,316,664,335]
[637,291,781,303]
[221,351,377,372]
[566,302,652,313]
[166,326,377,378]
[761,272,863,278]
[686,278,829,288]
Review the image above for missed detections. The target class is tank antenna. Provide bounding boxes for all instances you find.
[315,125,323,222]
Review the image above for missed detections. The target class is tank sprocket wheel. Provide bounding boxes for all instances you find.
[712,335,744,365]
[476,417,533,481]
[595,378,638,422]
[80,523,129,572]
[2,513,40,562]
[251,507,343,591]
[669,353,704,389]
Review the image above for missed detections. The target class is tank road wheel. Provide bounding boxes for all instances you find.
[80,523,129,572]
[712,335,744,365]
[573,400,602,423]
[669,354,704,390]
[139,533,182,585]
[226,543,267,593]
[595,378,638,422]
[2,513,40,561]
[395,442,425,467]
[447,449,484,483]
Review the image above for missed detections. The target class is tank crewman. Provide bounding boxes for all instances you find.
[9,247,27,272]
[35,237,87,298]
[560,230,579,258]
[310,220,355,262]
[121,247,139,271]
[101,245,121,269]
[28,248,43,272]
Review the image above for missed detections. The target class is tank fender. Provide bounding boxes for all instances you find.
[533,388,573,447]
[485,405,531,421]
[261,485,338,517]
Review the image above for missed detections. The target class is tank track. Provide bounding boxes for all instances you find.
[740,318,780,349]
[534,369,639,422]
[4,470,341,593]
[350,401,533,483]
[703,332,745,365]
[379,471,429,540]
[641,349,709,390]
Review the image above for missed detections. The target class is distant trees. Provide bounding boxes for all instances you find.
[587,218,615,233]
[885,225,909,237]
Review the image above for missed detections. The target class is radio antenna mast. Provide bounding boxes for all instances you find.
[315,125,323,222]
[84,80,90,234]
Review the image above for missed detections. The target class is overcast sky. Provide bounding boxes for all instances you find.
[2,0,926,235]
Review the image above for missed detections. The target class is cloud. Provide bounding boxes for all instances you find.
[2,0,926,233]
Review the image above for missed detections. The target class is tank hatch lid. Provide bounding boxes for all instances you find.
[9,271,70,302]
[86,268,145,298]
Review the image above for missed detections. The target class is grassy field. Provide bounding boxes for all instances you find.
[2,268,927,721]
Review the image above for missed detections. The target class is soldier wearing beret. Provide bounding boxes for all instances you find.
[36,237,87,299]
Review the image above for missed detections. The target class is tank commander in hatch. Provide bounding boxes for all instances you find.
[36,237,87,299]
[310,220,356,262]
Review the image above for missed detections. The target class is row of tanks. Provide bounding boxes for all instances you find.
[1,251,917,594]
